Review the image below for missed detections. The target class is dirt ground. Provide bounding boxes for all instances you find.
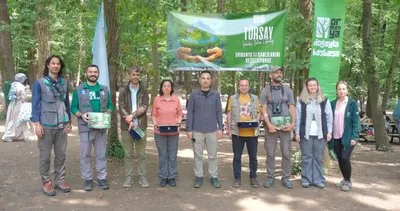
[1,118,400,211]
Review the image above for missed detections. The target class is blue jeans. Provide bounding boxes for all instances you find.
[232,135,258,179]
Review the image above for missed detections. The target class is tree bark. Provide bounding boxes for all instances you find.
[151,26,160,105]
[0,0,16,85]
[382,9,400,110]
[361,0,390,150]
[35,2,50,80]
[181,0,192,98]
[213,0,225,93]
[104,0,120,141]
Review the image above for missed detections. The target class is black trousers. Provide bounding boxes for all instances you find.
[333,138,355,181]
[232,135,258,179]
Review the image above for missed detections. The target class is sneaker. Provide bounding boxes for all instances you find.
[84,180,93,191]
[210,177,221,188]
[194,177,204,188]
[139,176,150,188]
[341,180,352,192]
[282,179,293,189]
[316,183,326,189]
[231,178,241,188]
[301,182,310,188]
[159,178,168,187]
[41,181,56,196]
[263,178,275,188]
[97,179,109,190]
[250,178,260,188]
[335,179,345,187]
[55,181,71,193]
[168,178,176,187]
[122,176,133,188]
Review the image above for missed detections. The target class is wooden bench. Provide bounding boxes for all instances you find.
[359,133,368,142]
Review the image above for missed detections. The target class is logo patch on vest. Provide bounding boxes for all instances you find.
[81,89,88,95]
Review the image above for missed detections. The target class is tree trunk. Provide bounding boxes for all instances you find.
[361,0,390,151]
[151,26,160,105]
[104,0,120,141]
[0,0,16,85]
[381,9,400,110]
[76,0,85,87]
[181,0,192,98]
[27,48,37,86]
[213,0,225,93]
[35,2,50,80]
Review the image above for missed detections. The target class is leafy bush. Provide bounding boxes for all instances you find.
[107,132,124,160]
[291,148,302,175]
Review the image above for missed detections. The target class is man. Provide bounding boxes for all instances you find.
[226,79,261,188]
[260,67,296,189]
[186,71,223,188]
[118,65,149,188]
[31,55,72,196]
[71,64,114,191]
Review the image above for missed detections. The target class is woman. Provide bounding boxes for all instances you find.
[151,79,183,187]
[2,73,36,142]
[330,80,360,192]
[295,78,333,189]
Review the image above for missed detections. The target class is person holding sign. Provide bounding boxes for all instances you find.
[118,65,150,188]
[151,79,183,187]
[295,78,333,189]
[226,79,261,188]
[71,64,114,191]
[260,67,296,189]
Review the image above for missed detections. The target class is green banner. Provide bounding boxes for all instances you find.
[167,11,286,71]
[309,0,347,99]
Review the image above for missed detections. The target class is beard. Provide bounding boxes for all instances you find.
[87,75,98,83]
[272,77,282,83]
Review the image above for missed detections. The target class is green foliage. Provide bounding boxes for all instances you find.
[0,111,6,120]
[291,148,302,175]
[106,132,124,160]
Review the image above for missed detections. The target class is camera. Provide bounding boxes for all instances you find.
[272,102,282,115]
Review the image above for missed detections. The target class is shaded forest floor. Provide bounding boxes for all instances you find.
[1,116,400,211]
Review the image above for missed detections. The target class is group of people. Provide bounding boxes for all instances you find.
[186,68,360,192]
[2,55,361,197]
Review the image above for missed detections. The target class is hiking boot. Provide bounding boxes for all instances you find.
[316,183,326,189]
[210,177,221,188]
[341,180,352,192]
[159,178,168,187]
[263,178,275,188]
[55,181,71,193]
[97,179,109,190]
[335,179,345,187]
[83,180,93,191]
[122,176,133,188]
[168,178,176,187]
[231,178,241,188]
[41,181,56,196]
[139,176,150,188]
[194,177,203,188]
[250,178,260,188]
[282,179,293,189]
[301,182,310,188]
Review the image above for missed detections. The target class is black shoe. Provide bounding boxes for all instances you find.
[194,177,204,188]
[84,180,93,191]
[97,179,109,190]
[210,177,221,188]
[168,178,176,187]
[159,178,168,187]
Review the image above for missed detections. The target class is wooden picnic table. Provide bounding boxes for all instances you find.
[359,122,399,143]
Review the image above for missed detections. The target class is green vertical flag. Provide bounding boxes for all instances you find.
[309,0,347,99]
